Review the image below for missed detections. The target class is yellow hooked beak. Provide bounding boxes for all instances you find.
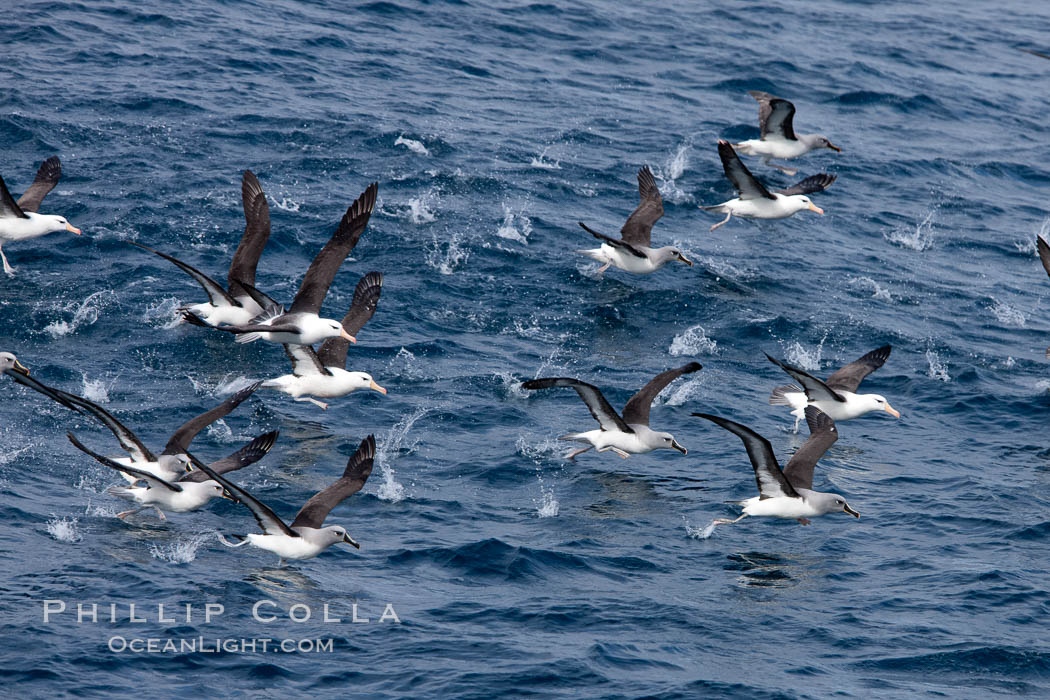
[827,142,842,153]
[222,489,239,502]
[66,223,82,235]
[884,403,901,419]
[671,440,687,455]
[677,253,693,266]
[843,503,860,518]
[808,203,824,215]
[340,329,357,344]
[11,359,29,376]
[343,533,360,549]
[369,380,387,395]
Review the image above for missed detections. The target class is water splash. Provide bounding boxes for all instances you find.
[214,374,257,396]
[925,349,950,382]
[425,230,469,275]
[654,142,693,204]
[270,196,301,212]
[849,276,893,301]
[46,516,82,543]
[784,335,827,371]
[44,290,117,337]
[375,407,430,502]
[529,146,561,170]
[496,203,532,244]
[655,377,704,408]
[685,517,717,540]
[142,296,184,329]
[149,533,212,564]
[80,372,113,403]
[669,325,718,356]
[495,371,529,399]
[885,207,936,251]
[534,475,559,518]
[989,298,1026,327]
[395,135,430,155]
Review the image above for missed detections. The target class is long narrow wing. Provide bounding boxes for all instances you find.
[691,413,799,500]
[766,354,846,403]
[824,346,892,393]
[129,242,239,308]
[578,222,647,259]
[0,176,28,219]
[776,174,836,196]
[162,382,261,455]
[621,362,703,426]
[184,451,297,537]
[619,165,663,247]
[717,140,774,201]
[16,156,62,213]
[749,91,797,140]
[284,344,330,376]
[180,430,279,483]
[228,169,272,296]
[290,435,375,530]
[67,432,181,492]
[1038,237,1050,279]
[521,377,632,433]
[782,407,838,490]
[288,183,378,315]
[316,271,383,369]
[4,367,84,413]
[51,388,158,463]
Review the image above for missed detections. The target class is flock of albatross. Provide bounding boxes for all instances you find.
[0,89,1034,563]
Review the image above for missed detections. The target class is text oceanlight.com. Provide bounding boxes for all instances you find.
[108,637,336,654]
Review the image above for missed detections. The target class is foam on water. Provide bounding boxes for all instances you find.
[46,515,82,543]
[44,290,117,337]
[395,135,430,155]
[669,324,718,356]
[425,229,470,275]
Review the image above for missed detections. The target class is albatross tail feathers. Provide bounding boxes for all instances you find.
[769,383,803,406]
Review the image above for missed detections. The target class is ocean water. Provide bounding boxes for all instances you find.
[2,0,1050,696]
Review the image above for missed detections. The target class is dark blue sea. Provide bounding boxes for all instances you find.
[3,0,1050,697]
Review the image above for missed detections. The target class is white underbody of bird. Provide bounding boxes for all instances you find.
[182,295,264,328]
[736,490,842,520]
[777,389,900,425]
[704,193,822,221]
[109,480,226,516]
[560,424,686,459]
[109,454,190,484]
[261,369,386,409]
[243,528,351,560]
[237,312,356,346]
[577,243,686,275]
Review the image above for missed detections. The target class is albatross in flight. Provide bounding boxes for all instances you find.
[1,352,83,412]
[260,271,387,409]
[577,165,692,274]
[47,382,263,483]
[702,141,835,231]
[67,430,277,520]
[0,157,81,276]
[733,91,841,175]
[184,182,378,347]
[767,346,899,430]
[130,170,273,327]
[522,362,701,460]
[692,406,859,529]
[198,434,376,565]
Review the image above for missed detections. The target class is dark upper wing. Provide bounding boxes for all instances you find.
[67,432,181,492]
[0,176,28,219]
[284,344,330,376]
[16,156,61,213]
[129,242,239,307]
[1038,237,1050,279]
[162,381,261,455]
[521,377,632,433]
[766,354,846,403]
[4,367,84,413]
[51,388,158,463]
[692,413,799,500]
[776,173,837,196]
[184,450,297,537]
[316,271,383,369]
[578,222,646,259]
[291,435,375,530]
[228,170,272,296]
[180,430,279,482]
[782,407,838,490]
[824,345,892,393]
[717,140,774,201]
[288,183,378,314]
[621,362,703,426]
[749,91,797,140]
[620,165,663,247]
